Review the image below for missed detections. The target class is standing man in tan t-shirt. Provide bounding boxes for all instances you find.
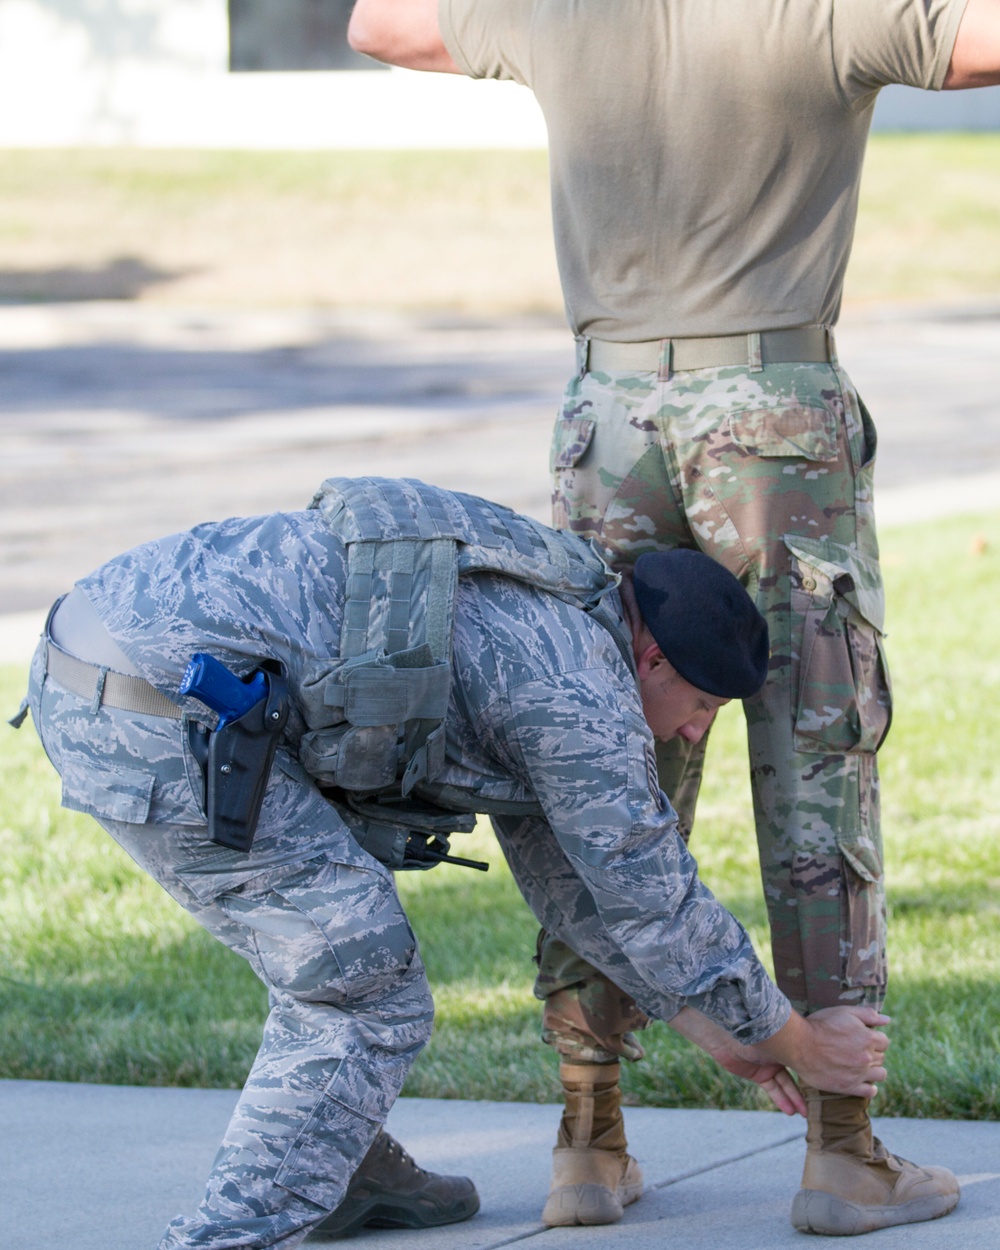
[347,0,1000,1237]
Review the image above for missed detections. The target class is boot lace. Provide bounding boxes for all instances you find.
[382,1132,428,1176]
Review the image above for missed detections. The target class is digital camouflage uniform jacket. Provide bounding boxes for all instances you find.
[74,502,790,1045]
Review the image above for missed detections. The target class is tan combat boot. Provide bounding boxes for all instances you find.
[541,1061,644,1226]
[791,1088,960,1235]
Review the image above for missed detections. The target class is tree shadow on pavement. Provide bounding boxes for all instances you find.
[0,256,194,303]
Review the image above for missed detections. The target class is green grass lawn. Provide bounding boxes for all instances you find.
[848,134,1000,307]
[1,510,998,1117]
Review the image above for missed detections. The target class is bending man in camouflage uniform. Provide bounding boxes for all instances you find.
[12,478,894,1250]
[349,0,1000,1234]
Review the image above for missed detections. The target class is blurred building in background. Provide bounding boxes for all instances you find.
[0,0,997,147]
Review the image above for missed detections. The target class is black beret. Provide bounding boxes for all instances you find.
[632,549,769,699]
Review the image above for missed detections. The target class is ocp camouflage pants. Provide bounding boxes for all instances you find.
[26,638,433,1250]
[537,352,891,1060]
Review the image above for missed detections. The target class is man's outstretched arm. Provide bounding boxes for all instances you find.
[945,0,1000,87]
[348,0,460,72]
[349,0,1000,86]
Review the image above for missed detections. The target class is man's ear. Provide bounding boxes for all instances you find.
[636,642,667,679]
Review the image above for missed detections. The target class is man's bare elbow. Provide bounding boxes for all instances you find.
[346,4,384,61]
[943,0,1000,89]
[347,0,408,64]
[347,0,458,72]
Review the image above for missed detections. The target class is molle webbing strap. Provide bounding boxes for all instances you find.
[412,480,458,539]
[458,489,559,565]
[329,476,469,543]
[334,477,464,663]
[425,537,457,661]
[476,497,538,557]
[338,481,383,539]
[449,489,502,548]
[385,541,416,657]
[342,536,457,664]
[536,524,583,578]
[342,542,376,660]
[380,477,442,538]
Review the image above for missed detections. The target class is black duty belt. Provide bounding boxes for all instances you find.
[45,643,182,719]
[584,325,836,374]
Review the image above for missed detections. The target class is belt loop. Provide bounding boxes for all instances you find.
[824,325,839,368]
[657,338,673,382]
[747,332,763,373]
[89,666,108,715]
[575,335,589,378]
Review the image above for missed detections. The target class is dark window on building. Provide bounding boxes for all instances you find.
[228,0,388,71]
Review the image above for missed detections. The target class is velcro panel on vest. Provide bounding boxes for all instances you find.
[343,656,451,727]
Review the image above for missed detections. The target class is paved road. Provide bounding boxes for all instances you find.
[2,300,999,615]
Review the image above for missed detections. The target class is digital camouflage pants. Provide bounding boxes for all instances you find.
[26,636,434,1250]
[536,349,892,1063]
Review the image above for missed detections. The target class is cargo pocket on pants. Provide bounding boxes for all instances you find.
[550,412,597,531]
[786,534,889,993]
[59,756,154,824]
[550,413,596,472]
[274,1056,384,1209]
[785,535,891,755]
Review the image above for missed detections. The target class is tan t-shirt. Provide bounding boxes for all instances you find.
[440,0,967,339]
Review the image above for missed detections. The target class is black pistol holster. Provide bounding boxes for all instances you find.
[205,669,289,852]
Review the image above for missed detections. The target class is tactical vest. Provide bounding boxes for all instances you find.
[298,477,630,868]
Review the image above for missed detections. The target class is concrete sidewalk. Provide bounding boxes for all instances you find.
[4,1080,999,1250]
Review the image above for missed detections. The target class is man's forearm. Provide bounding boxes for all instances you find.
[666,1006,805,1116]
[667,1004,745,1058]
[669,1002,891,1101]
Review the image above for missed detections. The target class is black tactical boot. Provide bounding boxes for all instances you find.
[311,1131,480,1239]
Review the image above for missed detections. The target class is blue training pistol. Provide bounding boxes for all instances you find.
[179,652,269,728]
